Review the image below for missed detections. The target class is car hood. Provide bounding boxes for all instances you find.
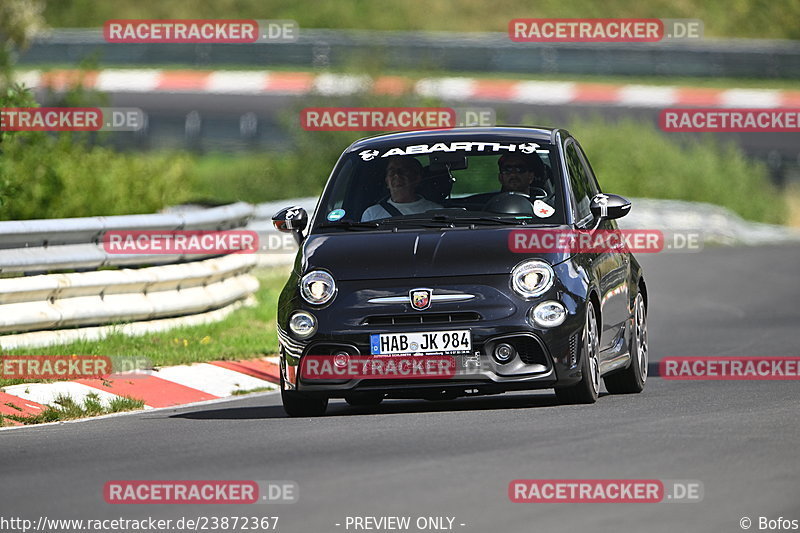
[301,227,571,281]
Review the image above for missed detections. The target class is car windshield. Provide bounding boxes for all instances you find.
[315,139,566,229]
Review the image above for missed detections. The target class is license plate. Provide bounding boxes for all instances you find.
[370,330,471,356]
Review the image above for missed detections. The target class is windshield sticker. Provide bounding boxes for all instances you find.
[533,200,555,218]
[326,208,346,221]
[359,149,380,161]
[359,142,540,160]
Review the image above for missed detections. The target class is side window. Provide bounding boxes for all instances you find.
[565,143,591,222]
[574,143,601,196]
[327,159,354,210]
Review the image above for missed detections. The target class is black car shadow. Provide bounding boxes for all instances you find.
[165,365,664,421]
[170,405,288,420]
[169,391,570,421]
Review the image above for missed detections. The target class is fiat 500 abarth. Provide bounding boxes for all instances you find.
[273,127,648,416]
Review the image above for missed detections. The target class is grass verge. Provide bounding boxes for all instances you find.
[0,265,290,389]
[0,393,144,426]
[787,185,800,228]
[231,387,275,396]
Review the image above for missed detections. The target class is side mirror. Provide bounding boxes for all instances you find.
[590,193,631,220]
[272,206,308,244]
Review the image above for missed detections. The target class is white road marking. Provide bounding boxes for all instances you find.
[153,363,277,397]
[720,89,781,108]
[415,77,476,100]
[313,73,372,96]
[206,71,270,93]
[512,81,576,104]
[95,69,162,92]
[617,85,677,107]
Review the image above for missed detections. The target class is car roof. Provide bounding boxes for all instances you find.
[346,126,562,153]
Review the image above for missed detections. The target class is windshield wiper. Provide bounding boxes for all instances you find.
[319,215,534,231]
[426,215,534,226]
[318,219,443,231]
[318,221,382,230]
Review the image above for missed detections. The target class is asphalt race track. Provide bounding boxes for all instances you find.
[2,244,799,533]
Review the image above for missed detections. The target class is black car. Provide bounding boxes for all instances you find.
[273,127,648,416]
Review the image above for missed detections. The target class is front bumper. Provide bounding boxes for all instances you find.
[278,274,586,398]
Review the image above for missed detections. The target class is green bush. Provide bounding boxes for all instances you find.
[0,134,194,220]
[41,0,800,40]
[189,93,416,204]
[0,60,194,220]
[189,150,317,204]
[562,117,785,224]
[193,106,786,224]
[0,84,785,224]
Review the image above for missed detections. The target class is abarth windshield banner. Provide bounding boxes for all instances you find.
[358,142,541,160]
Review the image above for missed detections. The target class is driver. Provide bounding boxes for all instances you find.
[361,157,441,221]
[497,153,554,196]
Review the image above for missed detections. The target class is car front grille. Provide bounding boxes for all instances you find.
[363,312,481,326]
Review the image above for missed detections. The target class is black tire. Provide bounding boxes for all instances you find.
[280,373,328,417]
[605,292,648,394]
[555,301,600,405]
[345,392,384,407]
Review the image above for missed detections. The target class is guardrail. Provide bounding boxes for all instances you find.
[0,254,258,334]
[0,200,315,349]
[19,29,800,79]
[0,202,254,274]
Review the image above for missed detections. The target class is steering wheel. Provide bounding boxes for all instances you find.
[530,187,548,199]
[483,192,535,216]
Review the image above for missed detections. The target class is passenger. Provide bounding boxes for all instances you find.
[361,157,441,221]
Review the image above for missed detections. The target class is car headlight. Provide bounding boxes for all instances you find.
[511,260,554,298]
[530,301,567,328]
[300,270,336,305]
[289,311,317,339]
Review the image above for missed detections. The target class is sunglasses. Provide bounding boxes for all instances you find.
[500,166,532,174]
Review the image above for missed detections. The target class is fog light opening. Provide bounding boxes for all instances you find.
[333,351,350,368]
[493,342,516,364]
